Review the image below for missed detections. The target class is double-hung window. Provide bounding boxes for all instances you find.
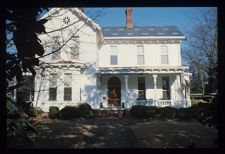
[64,73,72,101]
[137,45,144,65]
[110,45,118,65]
[51,36,61,60]
[162,77,170,100]
[161,45,169,64]
[49,74,57,101]
[138,77,146,99]
[70,36,80,60]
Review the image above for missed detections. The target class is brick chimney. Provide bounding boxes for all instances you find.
[126,8,133,29]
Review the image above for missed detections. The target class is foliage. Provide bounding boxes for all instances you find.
[78,103,94,118]
[6,8,49,146]
[7,98,38,147]
[130,105,152,118]
[122,109,130,117]
[158,107,177,120]
[48,106,60,119]
[59,106,81,120]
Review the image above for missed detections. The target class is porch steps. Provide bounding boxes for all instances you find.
[98,109,124,117]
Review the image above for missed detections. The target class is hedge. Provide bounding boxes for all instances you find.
[49,106,60,119]
[130,104,204,120]
[59,103,95,120]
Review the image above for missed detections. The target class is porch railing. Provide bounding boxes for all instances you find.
[132,99,172,107]
[134,99,154,106]
[158,100,172,107]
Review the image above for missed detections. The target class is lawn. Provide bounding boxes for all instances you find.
[7,117,217,148]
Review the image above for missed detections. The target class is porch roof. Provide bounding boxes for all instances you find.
[97,66,189,74]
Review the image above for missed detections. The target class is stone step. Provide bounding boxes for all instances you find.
[98,110,124,117]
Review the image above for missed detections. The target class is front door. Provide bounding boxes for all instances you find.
[108,77,121,107]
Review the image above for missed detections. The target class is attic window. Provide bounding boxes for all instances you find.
[127,33,133,36]
[148,28,154,30]
[135,28,141,31]
[163,28,169,30]
[112,33,118,36]
[104,28,110,31]
[172,32,179,35]
[118,28,124,31]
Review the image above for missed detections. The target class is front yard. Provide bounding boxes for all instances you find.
[7,117,217,148]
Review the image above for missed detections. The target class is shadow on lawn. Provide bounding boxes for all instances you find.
[24,117,140,149]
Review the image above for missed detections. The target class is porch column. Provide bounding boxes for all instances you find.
[97,74,101,109]
[153,74,158,106]
[124,75,129,108]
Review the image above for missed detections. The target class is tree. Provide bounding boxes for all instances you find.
[5,7,104,147]
[182,8,217,94]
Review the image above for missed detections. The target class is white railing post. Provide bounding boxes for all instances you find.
[153,74,158,106]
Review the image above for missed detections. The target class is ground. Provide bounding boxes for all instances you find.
[7,117,217,148]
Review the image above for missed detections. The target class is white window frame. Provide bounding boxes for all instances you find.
[110,45,118,65]
[137,45,145,65]
[161,45,169,64]
[70,36,80,60]
[51,36,61,60]
[49,74,57,101]
[64,73,72,101]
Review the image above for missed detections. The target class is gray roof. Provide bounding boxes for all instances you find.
[102,26,184,38]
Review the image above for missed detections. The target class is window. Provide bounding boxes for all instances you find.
[64,73,72,101]
[137,45,144,65]
[17,76,34,102]
[161,45,168,64]
[70,36,79,59]
[49,74,57,101]
[110,45,118,65]
[162,77,170,100]
[138,77,146,99]
[51,36,61,60]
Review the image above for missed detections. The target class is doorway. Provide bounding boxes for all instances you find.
[108,77,121,107]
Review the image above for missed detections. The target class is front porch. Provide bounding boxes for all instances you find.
[96,66,191,109]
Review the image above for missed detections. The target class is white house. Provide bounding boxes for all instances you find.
[31,8,191,112]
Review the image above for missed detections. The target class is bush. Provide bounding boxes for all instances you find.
[122,109,130,117]
[49,106,60,119]
[24,106,37,117]
[92,109,99,118]
[59,106,80,120]
[159,106,177,119]
[130,105,151,118]
[78,103,94,118]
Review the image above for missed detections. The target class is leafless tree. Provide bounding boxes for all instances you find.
[182,8,217,94]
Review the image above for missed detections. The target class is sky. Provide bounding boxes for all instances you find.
[84,7,215,36]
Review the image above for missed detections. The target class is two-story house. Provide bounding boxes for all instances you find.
[33,8,191,112]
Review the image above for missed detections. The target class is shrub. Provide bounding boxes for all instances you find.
[49,106,60,119]
[175,108,188,120]
[78,103,94,118]
[159,106,177,119]
[24,106,37,117]
[122,109,130,117]
[59,106,80,120]
[130,105,151,118]
[92,109,99,118]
